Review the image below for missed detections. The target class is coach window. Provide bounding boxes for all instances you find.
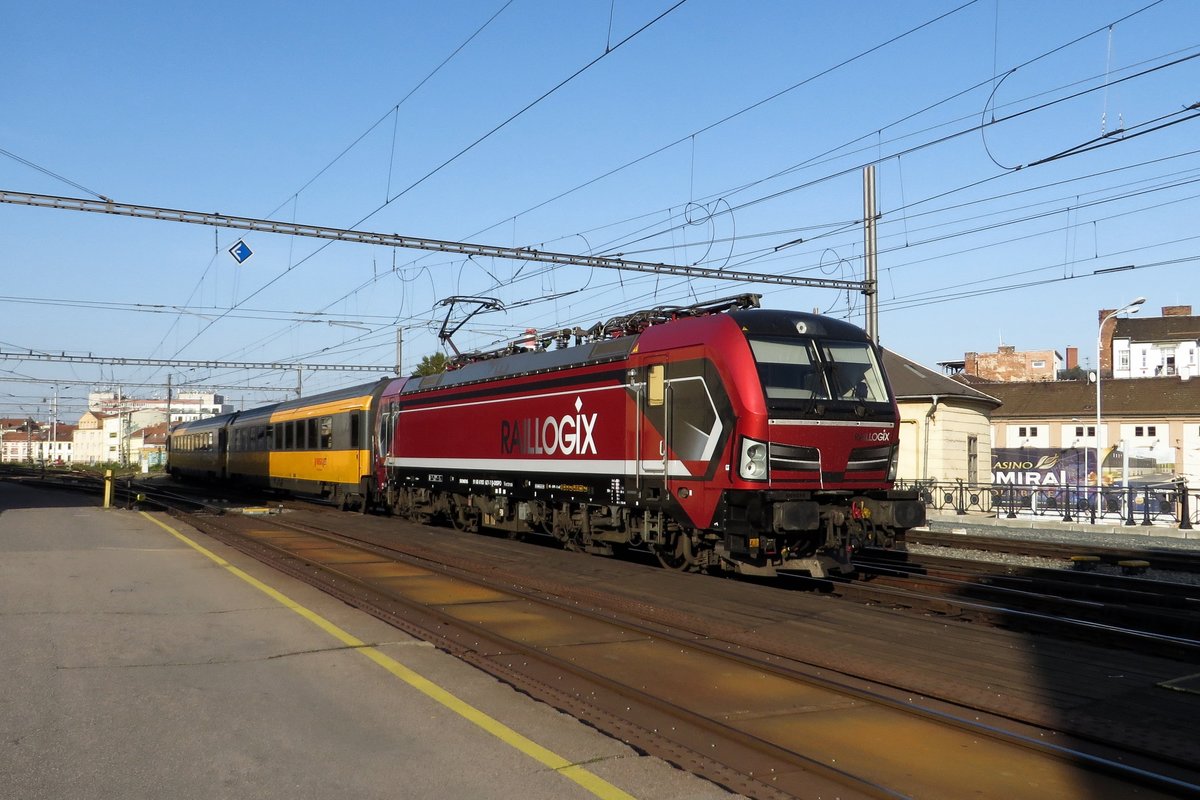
[285,421,295,450]
[350,412,361,449]
[320,416,333,449]
[306,418,318,450]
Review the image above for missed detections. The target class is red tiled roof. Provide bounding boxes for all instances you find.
[1113,315,1200,343]
[969,376,1200,418]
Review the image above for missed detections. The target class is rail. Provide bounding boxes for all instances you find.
[896,478,1197,531]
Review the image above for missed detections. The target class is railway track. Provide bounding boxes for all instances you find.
[907,529,1200,574]
[154,498,1196,800]
[836,551,1200,660]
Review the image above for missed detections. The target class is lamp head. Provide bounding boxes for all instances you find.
[1126,296,1146,314]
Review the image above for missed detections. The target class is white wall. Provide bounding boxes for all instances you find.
[1113,339,1199,378]
[1004,422,1050,449]
[1183,422,1200,486]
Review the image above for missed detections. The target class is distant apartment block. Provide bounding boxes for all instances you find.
[88,390,232,424]
[1,422,76,465]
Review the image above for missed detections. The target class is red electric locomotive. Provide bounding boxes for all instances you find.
[374,295,923,576]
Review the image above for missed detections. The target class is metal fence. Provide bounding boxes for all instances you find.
[895,479,1197,530]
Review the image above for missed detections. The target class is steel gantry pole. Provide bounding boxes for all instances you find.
[862,165,879,343]
[0,190,870,293]
[0,351,388,372]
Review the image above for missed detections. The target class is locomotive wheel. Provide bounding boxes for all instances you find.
[448,497,479,533]
[561,529,588,552]
[655,532,694,571]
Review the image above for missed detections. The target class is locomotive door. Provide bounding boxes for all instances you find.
[634,358,670,500]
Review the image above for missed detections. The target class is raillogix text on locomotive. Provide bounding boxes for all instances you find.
[167,295,924,577]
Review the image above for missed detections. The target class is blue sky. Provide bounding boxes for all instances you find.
[2,0,1198,419]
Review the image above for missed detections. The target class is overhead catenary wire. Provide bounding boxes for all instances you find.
[193,3,1191,373]
[160,0,988,372]
[6,1,1195,392]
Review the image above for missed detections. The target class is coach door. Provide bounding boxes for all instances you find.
[217,427,229,480]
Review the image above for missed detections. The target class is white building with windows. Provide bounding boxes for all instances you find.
[73,411,122,465]
[1107,305,1200,379]
[88,391,232,424]
[1,426,75,465]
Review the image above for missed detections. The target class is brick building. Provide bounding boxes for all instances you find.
[957,345,1064,382]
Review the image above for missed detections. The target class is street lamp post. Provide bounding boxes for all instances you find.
[1096,297,1146,502]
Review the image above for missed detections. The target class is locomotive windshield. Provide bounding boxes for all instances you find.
[747,337,888,407]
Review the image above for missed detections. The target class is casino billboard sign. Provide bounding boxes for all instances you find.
[991,448,1095,486]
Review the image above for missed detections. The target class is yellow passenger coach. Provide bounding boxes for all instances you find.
[169,380,389,510]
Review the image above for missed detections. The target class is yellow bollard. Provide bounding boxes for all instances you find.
[103,469,113,509]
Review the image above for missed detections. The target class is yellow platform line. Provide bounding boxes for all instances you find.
[139,512,636,800]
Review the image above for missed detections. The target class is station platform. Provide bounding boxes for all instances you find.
[923,508,1200,549]
[0,482,731,800]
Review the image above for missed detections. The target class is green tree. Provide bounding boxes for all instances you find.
[1057,366,1088,382]
[413,352,450,376]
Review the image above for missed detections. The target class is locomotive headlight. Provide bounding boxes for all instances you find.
[887,444,899,482]
[739,437,768,482]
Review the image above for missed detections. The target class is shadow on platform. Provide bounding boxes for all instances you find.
[0,481,100,514]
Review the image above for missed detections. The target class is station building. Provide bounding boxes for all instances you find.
[882,350,1001,485]
[928,303,1200,488]
[973,376,1200,486]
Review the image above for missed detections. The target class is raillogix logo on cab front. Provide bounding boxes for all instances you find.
[500,396,597,456]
